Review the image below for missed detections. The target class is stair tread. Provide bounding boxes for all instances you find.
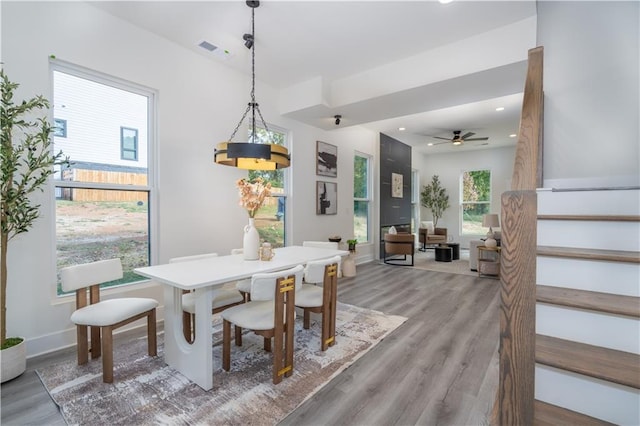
[538,214,640,222]
[536,335,640,389]
[537,285,640,318]
[537,246,640,263]
[534,400,615,426]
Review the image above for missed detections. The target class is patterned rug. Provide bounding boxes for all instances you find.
[36,303,407,425]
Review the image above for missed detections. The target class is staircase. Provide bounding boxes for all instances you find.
[533,188,640,425]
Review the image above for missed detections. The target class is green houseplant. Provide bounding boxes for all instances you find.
[346,239,358,253]
[420,175,450,228]
[1,70,68,381]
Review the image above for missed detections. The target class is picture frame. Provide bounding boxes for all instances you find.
[391,172,403,198]
[316,181,338,215]
[316,140,337,177]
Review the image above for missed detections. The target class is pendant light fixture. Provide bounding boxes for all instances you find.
[214,0,290,170]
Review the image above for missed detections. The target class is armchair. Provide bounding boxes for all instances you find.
[383,233,415,266]
[418,222,447,251]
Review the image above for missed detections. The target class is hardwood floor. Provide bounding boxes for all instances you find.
[1,262,500,425]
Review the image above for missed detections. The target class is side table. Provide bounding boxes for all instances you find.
[435,246,453,262]
[477,246,501,278]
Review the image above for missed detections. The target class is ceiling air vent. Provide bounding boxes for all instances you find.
[197,40,233,60]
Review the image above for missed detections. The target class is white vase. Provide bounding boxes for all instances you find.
[243,218,260,261]
[1,338,26,383]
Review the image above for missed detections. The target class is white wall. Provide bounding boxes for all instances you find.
[415,146,516,248]
[538,1,639,188]
[1,2,376,357]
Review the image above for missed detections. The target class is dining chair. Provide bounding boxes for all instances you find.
[302,240,342,277]
[169,253,244,343]
[60,258,158,383]
[231,248,252,302]
[295,255,341,351]
[222,264,304,384]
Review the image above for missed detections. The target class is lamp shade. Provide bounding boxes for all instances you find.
[482,214,500,229]
[214,142,290,170]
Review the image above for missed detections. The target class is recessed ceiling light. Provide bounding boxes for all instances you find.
[398,127,406,131]
[427,143,434,146]
[509,134,517,138]
[439,0,453,4]
[495,107,505,112]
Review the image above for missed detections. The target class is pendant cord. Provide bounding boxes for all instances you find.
[228,3,270,143]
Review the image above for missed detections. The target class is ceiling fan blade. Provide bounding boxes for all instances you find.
[432,136,452,141]
[460,132,475,140]
[464,137,489,141]
[430,140,452,146]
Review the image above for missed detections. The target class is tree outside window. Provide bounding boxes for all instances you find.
[461,169,491,235]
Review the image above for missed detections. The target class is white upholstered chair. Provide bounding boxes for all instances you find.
[295,255,341,351]
[302,240,342,277]
[222,264,304,384]
[60,258,158,383]
[169,253,244,343]
[231,248,252,302]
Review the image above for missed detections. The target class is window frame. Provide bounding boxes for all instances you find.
[53,118,67,138]
[120,126,139,161]
[51,59,158,297]
[247,123,290,247]
[353,151,372,244]
[459,168,492,236]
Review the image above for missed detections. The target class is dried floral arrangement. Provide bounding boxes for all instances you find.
[236,177,272,218]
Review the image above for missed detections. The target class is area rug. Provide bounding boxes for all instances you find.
[410,249,477,276]
[36,302,407,426]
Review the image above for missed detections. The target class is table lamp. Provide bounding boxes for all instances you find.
[482,214,500,248]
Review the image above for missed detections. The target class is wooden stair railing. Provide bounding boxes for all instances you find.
[496,45,544,425]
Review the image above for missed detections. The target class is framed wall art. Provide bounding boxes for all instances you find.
[316,140,337,178]
[316,181,338,215]
[391,172,403,198]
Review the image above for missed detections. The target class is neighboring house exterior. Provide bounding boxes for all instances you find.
[53,70,148,201]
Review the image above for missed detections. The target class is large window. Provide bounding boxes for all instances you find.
[247,126,288,247]
[354,152,371,243]
[461,169,491,235]
[52,62,155,295]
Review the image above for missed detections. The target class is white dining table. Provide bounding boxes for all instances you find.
[134,245,348,390]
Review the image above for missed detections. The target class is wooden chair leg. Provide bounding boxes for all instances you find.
[223,319,231,371]
[321,303,330,351]
[235,325,242,346]
[284,314,294,379]
[102,326,114,383]
[90,325,101,359]
[303,309,311,329]
[77,324,89,365]
[148,309,157,356]
[264,337,271,352]
[272,325,283,384]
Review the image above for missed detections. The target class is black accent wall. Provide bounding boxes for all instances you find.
[379,133,412,257]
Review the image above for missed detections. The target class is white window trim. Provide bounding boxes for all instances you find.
[50,59,159,299]
[459,168,492,236]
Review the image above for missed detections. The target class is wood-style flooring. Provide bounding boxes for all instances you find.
[1,261,500,425]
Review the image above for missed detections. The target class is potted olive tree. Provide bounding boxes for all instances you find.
[1,70,68,382]
[420,175,450,227]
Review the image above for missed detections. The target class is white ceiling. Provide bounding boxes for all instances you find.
[91,1,537,155]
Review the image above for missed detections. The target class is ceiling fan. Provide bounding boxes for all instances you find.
[431,130,489,146]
